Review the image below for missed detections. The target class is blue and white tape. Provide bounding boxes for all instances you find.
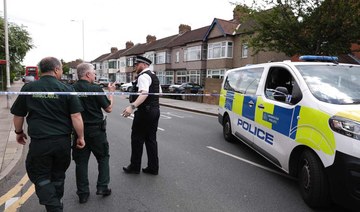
[0,91,221,97]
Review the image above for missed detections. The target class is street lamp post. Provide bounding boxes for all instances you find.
[71,19,85,61]
[81,20,84,61]
[4,0,11,108]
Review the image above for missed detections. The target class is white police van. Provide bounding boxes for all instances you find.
[218,56,360,211]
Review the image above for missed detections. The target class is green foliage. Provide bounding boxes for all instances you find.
[0,17,33,86]
[61,59,70,75]
[239,0,360,56]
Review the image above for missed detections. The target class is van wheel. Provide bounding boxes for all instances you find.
[298,150,330,208]
[223,115,234,142]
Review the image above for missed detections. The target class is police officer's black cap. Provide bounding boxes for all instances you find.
[134,56,152,66]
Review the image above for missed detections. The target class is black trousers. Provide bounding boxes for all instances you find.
[130,107,160,171]
[72,126,110,196]
[26,135,71,212]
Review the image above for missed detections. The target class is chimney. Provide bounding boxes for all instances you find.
[110,47,118,53]
[126,41,134,49]
[146,35,156,44]
[179,24,191,34]
[233,5,250,23]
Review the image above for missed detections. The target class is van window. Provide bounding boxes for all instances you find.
[265,67,302,104]
[297,64,360,104]
[224,67,263,95]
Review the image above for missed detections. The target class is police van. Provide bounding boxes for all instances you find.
[218,56,360,211]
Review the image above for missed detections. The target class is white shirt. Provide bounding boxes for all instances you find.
[137,68,162,93]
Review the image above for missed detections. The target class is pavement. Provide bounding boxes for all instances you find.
[0,80,218,184]
[0,80,24,183]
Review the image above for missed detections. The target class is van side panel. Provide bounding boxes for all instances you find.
[296,106,336,155]
[233,93,244,116]
[219,89,226,108]
[254,98,273,129]
[242,96,256,121]
[255,97,301,138]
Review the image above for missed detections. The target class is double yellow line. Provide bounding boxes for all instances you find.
[0,174,35,212]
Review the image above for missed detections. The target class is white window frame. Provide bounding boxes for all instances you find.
[108,60,117,69]
[242,43,248,58]
[188,70,201,83]
[176,70,187,84]
[175,51,180,63]
[120,58,126,68]
[127,57,134,67]
[157,71,165,85]
[144,52,155,64]
[185,46,201,61]
[156,52,166,64]
[207,41,233,59]
[165,71,174,85]
[206,69,225,79]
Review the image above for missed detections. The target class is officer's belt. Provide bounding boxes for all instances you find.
[137,104,159,111]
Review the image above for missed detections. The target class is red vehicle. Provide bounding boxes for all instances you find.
[25,66,39,80]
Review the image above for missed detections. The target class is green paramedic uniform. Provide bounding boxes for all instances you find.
[10,75,83,212]
[72,80,111,198]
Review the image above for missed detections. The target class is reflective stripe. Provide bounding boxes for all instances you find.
[336,110,360,123]
[232,92,244,116]
[219,89,226,108]
[223,91,336,156]
[296,106,336,155]
[37,179,51,187]
[255,97,274,129]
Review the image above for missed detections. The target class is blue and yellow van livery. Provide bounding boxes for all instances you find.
[218,58,360,211]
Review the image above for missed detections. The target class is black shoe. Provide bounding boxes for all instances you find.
[79,193,89,204]
[123,165,140,174]
[96,188,112,196]
[142,167,158,175]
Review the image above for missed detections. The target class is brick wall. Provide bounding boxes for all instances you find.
[202,78,222,105]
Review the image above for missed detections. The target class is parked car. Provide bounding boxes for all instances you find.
[96,78,110,87]
[23,75,35,84]
[168,82,203,100]
[60,79,76,85]
[96,78,121,89]
[120,82,134,92]
[169,82,203,93]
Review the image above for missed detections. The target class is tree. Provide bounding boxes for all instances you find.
[238,0,360,56]
[0,17,33,85]
[61,59,70,75]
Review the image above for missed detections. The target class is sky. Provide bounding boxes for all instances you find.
[0,0,251,66]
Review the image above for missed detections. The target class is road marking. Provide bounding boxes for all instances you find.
[126,114,165,131]
[5,184,35,212]
[164,107,217,118]
[207,146,294,179]
[0,174,29,206]
[4,198,18,210]
[160,114,172,119]
[162,112,184,118]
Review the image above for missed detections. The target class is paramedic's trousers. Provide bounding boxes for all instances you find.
[72,125,110,196]
[26,135,71,212]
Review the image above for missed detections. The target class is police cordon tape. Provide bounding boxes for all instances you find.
[0,91,221,96]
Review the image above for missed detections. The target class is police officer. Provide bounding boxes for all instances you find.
[122,55,160,175]
[72,63,115,203]
[11,57,85,212]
